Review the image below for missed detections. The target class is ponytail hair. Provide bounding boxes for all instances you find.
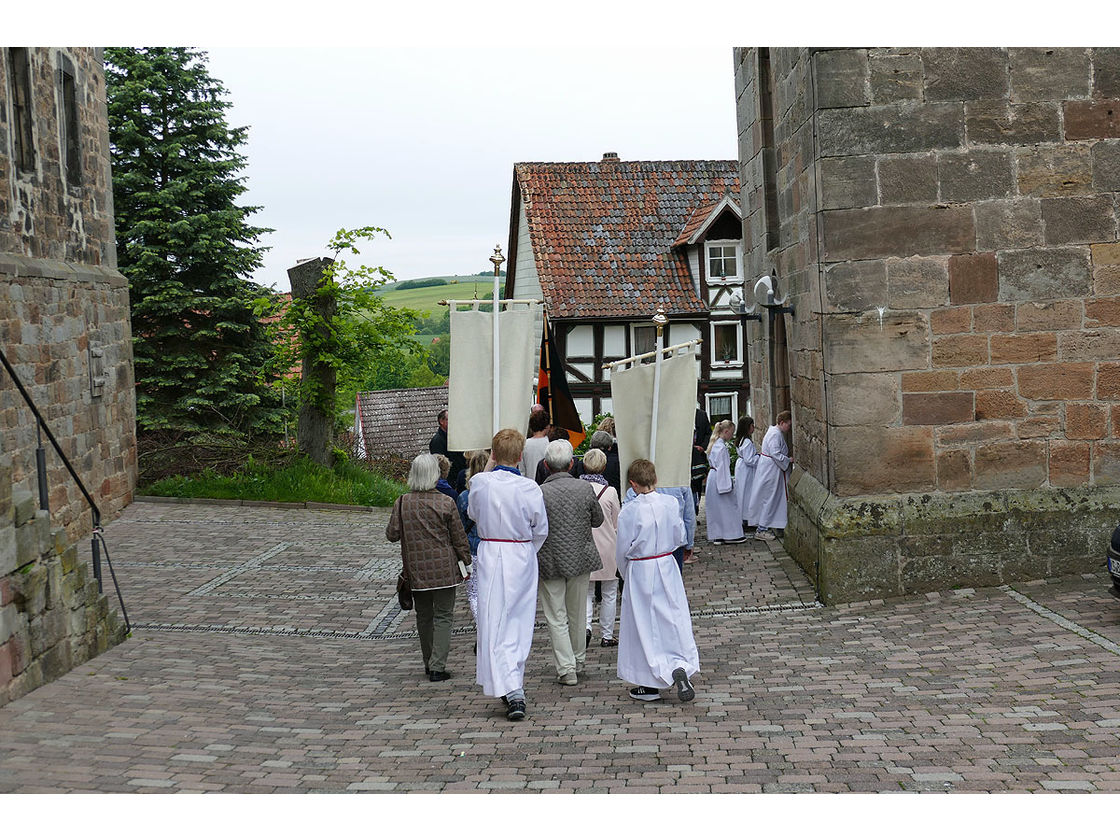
[707,419,735,454]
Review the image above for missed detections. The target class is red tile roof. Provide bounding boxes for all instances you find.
[514,160,740,319]
[672,199,725,248]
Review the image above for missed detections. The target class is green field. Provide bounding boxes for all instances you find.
[376,275,499,316]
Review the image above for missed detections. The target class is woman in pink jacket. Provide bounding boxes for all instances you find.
[581,448,621,647]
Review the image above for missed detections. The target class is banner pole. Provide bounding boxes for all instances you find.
[650,309,668,461]
[489,245,506,437]
[543,314,555,420]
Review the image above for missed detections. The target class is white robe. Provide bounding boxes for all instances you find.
[746,424,791,529]
[467,468,548,697]
[616,492,699,688]
[734,438,760,523]
[704,438,744,541]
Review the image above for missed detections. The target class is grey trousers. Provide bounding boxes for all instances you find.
[414,586,457,673]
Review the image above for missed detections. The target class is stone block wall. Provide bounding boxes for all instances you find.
[736,47,1120,602]
[1,47,136,539]
[1,459,126,706]
[1,48,132,700]
[735,48,828,480]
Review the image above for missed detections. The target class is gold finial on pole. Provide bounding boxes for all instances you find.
[490,245,505,274]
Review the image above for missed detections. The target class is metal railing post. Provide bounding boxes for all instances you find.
[35,419,49,513]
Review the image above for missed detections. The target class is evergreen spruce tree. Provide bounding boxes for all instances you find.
[105,47,281,437]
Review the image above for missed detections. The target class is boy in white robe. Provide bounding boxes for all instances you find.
[468,428,548,721]
[616,458,700,703]
[746,410,793,541]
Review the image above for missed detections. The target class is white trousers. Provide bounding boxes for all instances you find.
[586,578,619,641]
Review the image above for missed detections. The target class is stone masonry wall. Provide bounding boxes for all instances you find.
[0,48,136,538]
[1,48,132,700]
[0,459,125,705]
[735,48,827,480]
[813,47,1120,498]
[736,47,1120,602]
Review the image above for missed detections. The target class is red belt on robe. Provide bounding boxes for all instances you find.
[481,538,529,543]
[630,552,673,561]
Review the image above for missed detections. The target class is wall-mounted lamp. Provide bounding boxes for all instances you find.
[728,289,763,322]
[753,275,795,318]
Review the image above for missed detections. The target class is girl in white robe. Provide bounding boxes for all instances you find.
[746,414,793,538]
[616,459,699,702]
[467,461,548,713]
[733,416,760,527]
[704,419,745,543]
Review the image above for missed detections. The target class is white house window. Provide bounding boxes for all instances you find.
[706,241,740,281]
[709,320,743,367]
[706,392,738,425]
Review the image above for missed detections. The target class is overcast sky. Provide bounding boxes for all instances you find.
[201,47,739,291]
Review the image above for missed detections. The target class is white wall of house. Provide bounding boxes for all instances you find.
[603,325,626,357]
[512,202,546,356]
[567,324,595,357]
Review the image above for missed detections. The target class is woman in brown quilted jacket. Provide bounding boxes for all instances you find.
[387,453,472,682]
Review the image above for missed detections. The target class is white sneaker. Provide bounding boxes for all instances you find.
[755,530,776,541]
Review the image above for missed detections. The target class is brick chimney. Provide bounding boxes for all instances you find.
[602,152,619,161]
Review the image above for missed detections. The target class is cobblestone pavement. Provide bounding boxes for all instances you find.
[1,500,1119,792]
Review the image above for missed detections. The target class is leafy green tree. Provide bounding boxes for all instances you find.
[426,336,451,377]
[105,47,280,436]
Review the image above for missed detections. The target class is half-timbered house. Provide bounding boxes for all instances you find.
[505,154,749,426]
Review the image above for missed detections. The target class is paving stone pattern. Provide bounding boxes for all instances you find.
[1,501,1119,792]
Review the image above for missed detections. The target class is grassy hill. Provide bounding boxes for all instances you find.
[376,275,500,316]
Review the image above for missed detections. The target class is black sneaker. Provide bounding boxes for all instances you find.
[672,667,695,702]
[506,700,526,721]
[600,637,618,647]
[628,686,662,702]
[429,670,450,682]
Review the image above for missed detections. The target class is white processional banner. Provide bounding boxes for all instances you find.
[611,350,697,489]
[447,304,539,452]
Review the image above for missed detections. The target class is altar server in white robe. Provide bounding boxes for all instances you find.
[746,410,793,541]
[733,415,760,530]
[704,420,745,544]
[616,458,699,703]
[468,428,548,721]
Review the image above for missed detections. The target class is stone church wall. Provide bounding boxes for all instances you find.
[1,47,133,704]
[0,47,136,536]
[736,47,1120,602]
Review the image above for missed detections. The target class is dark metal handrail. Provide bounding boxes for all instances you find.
[0,344,130,632]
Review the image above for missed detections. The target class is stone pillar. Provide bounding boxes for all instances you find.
[287,258,337,467]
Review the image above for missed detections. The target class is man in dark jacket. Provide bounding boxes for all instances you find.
[537,439,604,686]
[429,409,466,490]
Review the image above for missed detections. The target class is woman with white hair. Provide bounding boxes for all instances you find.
[581,447,621,646]
[386,453,472,682]
[704,419,746,544]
